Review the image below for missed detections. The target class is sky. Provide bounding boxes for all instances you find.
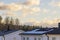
[0,0,60,27]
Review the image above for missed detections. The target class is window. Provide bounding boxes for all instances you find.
[27,37,29,40]
[34,37,36,40]
[52,37,56,40]
[38,38,41,40]
[23,37,25,40]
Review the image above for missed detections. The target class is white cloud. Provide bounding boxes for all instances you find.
[0,2,7,10]
[3,11,18,17]
[0,2,40,18]
[31,7,40,13]
[52,10,57,14]
[49,1,60,7]
[40,18,60,27]
[7,3,23,11]
[26,0,40,6]
[0,2,4,6]
[23,17,60,27]
[42,9,49,13]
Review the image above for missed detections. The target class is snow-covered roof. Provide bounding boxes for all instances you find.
[21,31,47,35]
[0,30,24,36]
[20,28,54,35]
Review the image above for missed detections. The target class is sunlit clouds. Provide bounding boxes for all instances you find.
[0,2,4,6]
[7,3,23,11]
[42,9,49,13]
[0,1,40,17]
[0,0,60,27]
[27,0,40,6]
[49,0,60,7]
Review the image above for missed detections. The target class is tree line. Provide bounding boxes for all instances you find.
[0,16,42,31]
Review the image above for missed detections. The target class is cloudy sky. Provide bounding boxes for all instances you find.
[0,0,60,27]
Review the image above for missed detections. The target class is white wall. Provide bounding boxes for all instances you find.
[0,30,24,40]
[21,34,47,40]
[47,34,60,40]
[4,34,20,40]
[0,36,4,40]
[3,30,24,40]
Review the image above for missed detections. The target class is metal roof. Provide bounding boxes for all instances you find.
[0,30,18,36]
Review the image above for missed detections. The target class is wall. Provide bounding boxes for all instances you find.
[21,34,48,40]
[47,34,60,40]
[4,30,24,40]
[0,36,4,40]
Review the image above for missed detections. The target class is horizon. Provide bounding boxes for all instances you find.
[0,0,60,27]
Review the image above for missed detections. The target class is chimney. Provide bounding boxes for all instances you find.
[58,23,60,28]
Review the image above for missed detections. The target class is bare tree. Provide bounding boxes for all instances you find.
[9,17,14,25]
[15,18,19,25]
[0,16,2,24]
[4,17,10,30]
[5,17,9,24]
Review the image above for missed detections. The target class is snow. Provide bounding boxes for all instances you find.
[24,31,47,34]
[21,29,54,35]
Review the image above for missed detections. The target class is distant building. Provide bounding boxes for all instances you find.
[20,23,60,40]
[0,30,24,40]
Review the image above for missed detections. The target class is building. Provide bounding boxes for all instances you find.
[20,23,60,40]
[0,30,24,40]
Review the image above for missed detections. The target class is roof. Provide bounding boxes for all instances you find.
[0,30,24,36]
[20,28,54,35]
[20,23,60,35]
[47,28,60,34]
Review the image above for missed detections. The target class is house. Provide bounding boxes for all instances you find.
[20,23,60,40]
[0,30,24,40]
